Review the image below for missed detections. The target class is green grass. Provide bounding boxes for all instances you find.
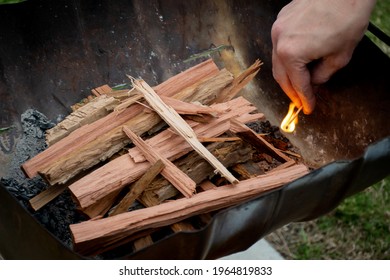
[281,177,390,260]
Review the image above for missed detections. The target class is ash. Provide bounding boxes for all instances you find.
[0,109,85,249]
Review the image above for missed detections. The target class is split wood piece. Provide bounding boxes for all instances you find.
[267,160,297,173]
[229,118,292,163]
[68,97,260,218]
[29,184,68,211]
[46,95,120,146]
[71,84,114,111]
[91,84,113,97]
[123,127,197,198]
[113,90,144,114]
[138,140,254,207]
[279,148,302,158]
[214,59,263,103]
[105,89,133,100]
[133,235,154,252]
[199,180,218,191]
[198,134,267,143]
[70,164,309,255]
[130,78,239,184]
[21,59,220,183]
[198,136,241,142]
[109,159,165,217]
[232,161,265,179]
[90,227,158,256]
[160,96,223,117]
[171,221,196,232]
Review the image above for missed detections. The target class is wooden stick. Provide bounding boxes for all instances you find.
[109,159,165,216]
[70,164,309,255]
[229,118,292,163]
[214,59,262,103]
[45,95,120,146]
[29,184,68,211]
[130,78,239,184]
[91,84,113,97]
[122,126,196,198]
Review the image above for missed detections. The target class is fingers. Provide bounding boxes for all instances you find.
[272,49,316,115]
[272,50,302,109]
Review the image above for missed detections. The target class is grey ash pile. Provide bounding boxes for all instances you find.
[0,109,85,248]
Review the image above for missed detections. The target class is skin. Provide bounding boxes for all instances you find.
[271,0,377,114]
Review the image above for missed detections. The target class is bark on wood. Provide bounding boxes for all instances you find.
[131,78,239,185]
[21,59,220,182]
[70,164,309,255]
[122,126,197,198]
[109,159,165,217]
[68,97,260,218]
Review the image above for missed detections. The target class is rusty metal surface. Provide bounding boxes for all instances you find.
[0,0,389,259]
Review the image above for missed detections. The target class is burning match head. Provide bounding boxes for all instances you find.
[280,103,303,133]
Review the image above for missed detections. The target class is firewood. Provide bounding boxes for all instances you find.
[171,221,196,232]
[138,140,254,207]
[199,180,218,191]
[39,65,232,184]
[133,235,154,251]
[198,136,241,142]
[232,161,264,179]
[21,59,220,183]
[229,118,292,163]
[91,84,113,97]
[45,95,120,146]
[68,97,261,218]
[214,59,263,103]
[38,66,235,186]
[70,164,309,255]
[130,78,239,184]
[267,160,297,173]
[109,159,165,217]
[160,95,223,117]
[122,127,196,198]
[29,184,68,211]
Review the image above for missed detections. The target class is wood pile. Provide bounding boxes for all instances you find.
[21,59,309,257]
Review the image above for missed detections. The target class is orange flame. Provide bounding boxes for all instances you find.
[280,103,302,133]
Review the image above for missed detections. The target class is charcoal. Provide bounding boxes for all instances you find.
[1,109,85,249]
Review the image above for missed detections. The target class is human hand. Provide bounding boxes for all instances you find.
[271,0,376,114]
